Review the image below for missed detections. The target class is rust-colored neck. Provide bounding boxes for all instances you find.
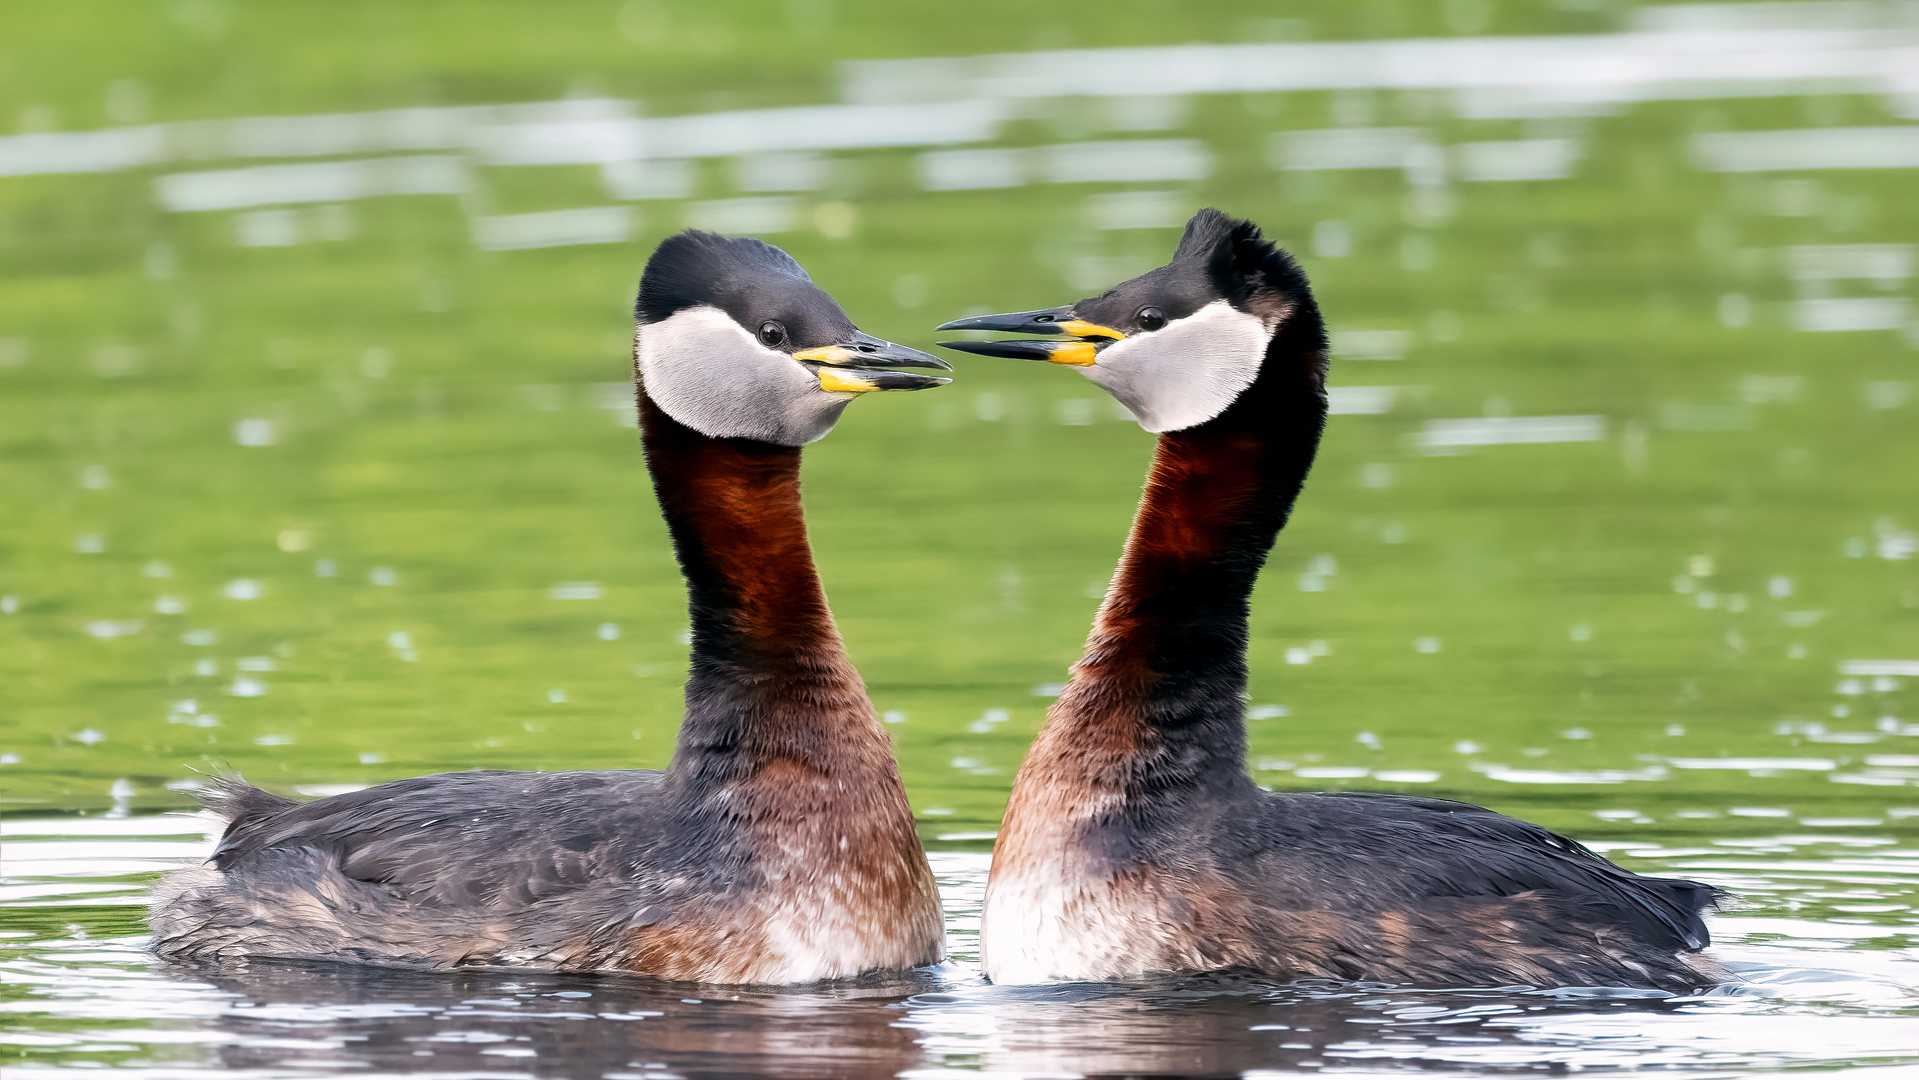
[630,382,941,965]
[1038,334,1328,793]
[1087,421,1276,676]
[636,391,876,779]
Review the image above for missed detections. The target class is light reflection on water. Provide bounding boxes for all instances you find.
[4,0,1919,1073]
[2,820,1916,1077]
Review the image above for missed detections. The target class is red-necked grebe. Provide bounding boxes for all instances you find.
[151,230,950,984]
[936,209,1721,989]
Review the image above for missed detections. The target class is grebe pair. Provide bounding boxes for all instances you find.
[151,213,1721,989]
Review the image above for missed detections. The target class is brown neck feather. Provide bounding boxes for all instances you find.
[1087,421,1273,676]
[1027,332,1328,798]
[636,390,881,782]
[633,383,940,960]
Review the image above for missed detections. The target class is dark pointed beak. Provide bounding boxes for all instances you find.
[934,307,1123,367]
[934,337,1101,365]
[936,307,1080,335]
[794,332,952,371]
[793,332,951,394]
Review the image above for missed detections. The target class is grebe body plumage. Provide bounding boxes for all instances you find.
[940,210,1721,989]
[150,231,950,983]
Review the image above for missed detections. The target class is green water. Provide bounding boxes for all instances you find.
[2,1,1916,856]
[4,4,1919,1077]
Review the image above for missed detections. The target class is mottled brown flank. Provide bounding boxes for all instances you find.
[625,919,766,984]
[990,843,1715,986]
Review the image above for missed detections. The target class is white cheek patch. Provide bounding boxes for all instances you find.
[1080,300,1268,433]
[636,305,852,446]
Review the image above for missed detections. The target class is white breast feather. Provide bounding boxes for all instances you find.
[981,859,1197,984]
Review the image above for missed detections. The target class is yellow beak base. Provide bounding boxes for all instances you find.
[1059,320,1124,341]
[1047,341,1100,367]
[816,368,881,394]
[792,346,854,365]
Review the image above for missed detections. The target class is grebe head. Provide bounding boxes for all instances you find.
[935,208,1315,433]
[637,230,951,445]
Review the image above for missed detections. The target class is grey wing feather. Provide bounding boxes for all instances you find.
[1255,792,1720,951]
[209,770,670,909]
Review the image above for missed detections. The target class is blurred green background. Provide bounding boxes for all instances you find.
[2,0,1915,848]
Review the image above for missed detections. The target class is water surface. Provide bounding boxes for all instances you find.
[5,817,1919,1077]
[3,0,1918,1074]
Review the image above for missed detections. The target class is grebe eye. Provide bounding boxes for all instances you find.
[757,321,787,348]
[1138,307,1166,332]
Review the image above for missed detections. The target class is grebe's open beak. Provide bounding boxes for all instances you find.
[794,332,952,393]
[934,307,1123,367]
